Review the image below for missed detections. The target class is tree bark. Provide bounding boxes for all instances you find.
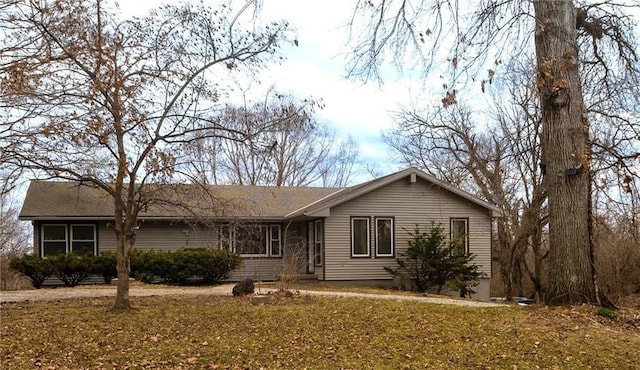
[112,237,131,311]
[111,194,133,311]
[533,0,595,305]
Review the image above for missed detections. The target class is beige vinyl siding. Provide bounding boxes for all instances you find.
[98,221,192,252]
[323,177,493,281]
[228,258,282,281]
[98,220,297,281]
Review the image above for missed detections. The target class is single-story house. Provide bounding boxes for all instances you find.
[19,168,501,299]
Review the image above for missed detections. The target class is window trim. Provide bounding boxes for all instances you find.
[219,223,282,258]
[269,224,282,257]
[351,217,371,258]
[235,225,268,257]
[314,220,323,266]
[375,217,395,258]
[41,224,68,257]
[218,224,234,251]
[450,218,469,255]
[40,223,98,257]
[70,224,97,255]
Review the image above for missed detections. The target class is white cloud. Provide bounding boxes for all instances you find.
[117,0,417,171]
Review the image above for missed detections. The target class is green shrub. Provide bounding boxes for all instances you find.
[48,253,95,287]
[8,254,54,289]
[130,248,242,285]
[385,225,483,293]
[597,307,617,320]
[199,249,242,283]
[171,247,242,284]
[130,249,171,284]
[94,252,117,283]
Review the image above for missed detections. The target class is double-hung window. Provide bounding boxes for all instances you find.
[270,225,282,257]
[42,225,67,257]
[314,220,323,266]
[450,218,469,255]
[218,225,234,251]
[375,217,394,257]
[70,225,97,255]
[351,217,370,257]
[41,224,96,257]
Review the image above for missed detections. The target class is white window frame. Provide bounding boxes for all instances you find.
[218,225,235,251]
[269,224,282,257]
[220,223,282,257]
[351,217,370,257]
[450,218,469,255]
[375,217,394,257]
[70,224,97,255]
[314,220,323,266]
[41,224,68,257]
[235,225,268,257]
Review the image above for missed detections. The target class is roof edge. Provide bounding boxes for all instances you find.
[299,167,503,216]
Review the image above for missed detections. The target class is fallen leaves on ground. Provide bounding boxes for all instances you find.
[1,294,638,369]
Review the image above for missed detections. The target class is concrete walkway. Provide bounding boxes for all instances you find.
[0,284,506,308]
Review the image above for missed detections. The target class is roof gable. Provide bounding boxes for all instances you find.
[286,168,502,218]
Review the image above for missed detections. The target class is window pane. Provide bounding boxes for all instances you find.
[376,218,393,255]
[352,219,369,256]
[43,225,66,241]
[219,225,233,250]
[314,221,322,266]
[270,225,281,256]
[72,241,94,255]
[451,219,468,255]
[72,225,94,240]
[236,226,266,254]
[43,241,66,257]
[315,221,323,241]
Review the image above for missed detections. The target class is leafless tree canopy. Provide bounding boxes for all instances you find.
[384,58,547,299]
[0,0,291,310]
[182,93,358,188]
[350,0,639,305]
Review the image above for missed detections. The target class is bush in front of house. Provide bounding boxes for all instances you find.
[8,254,54,288]
[182,248,242,284]
[130,249,173,283]
[93,251,118,283]
[48,252,96,287]
[130,248,242,285]
[10,248,242,288]
[385,225,483,294]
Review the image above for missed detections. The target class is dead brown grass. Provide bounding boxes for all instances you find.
[1,293,639,369]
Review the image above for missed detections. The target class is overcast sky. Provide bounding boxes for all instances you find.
[117,0,420,180]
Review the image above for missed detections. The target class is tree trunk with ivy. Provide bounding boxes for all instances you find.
[533,0,595,305]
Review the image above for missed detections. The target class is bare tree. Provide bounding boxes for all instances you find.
[0,0,291,310]
[349,0,639,305]
[185,93,358,187]
[384,62,548,300]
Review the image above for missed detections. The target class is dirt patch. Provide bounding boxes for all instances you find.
[0,284,236,304]
[0,283,505,307]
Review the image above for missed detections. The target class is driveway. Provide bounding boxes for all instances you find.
[0,284,506,308]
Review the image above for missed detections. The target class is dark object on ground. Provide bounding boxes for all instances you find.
[232,278,255,297]
[459,286,475,299]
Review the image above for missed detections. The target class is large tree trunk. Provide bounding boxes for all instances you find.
[112,235,132,311]
[533,0,595,305]
[111,199,133,311]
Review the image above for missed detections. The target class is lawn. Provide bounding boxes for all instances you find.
[1,293,639,369]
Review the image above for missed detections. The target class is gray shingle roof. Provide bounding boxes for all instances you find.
[19,181,343,220]
[19,168,502,221]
